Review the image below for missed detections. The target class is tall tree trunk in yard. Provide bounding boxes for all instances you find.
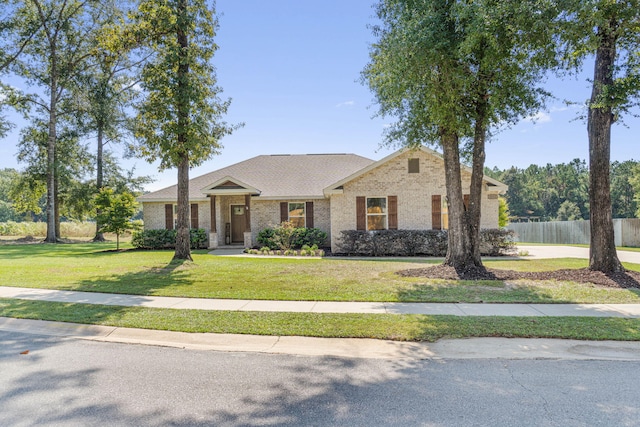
[173,0,192,261]
[468,93,489,269]
[93,127,105,241]
[441,130,476,273]
[45,76,58,243]
[588,19,624,273]
[175,153,191,260]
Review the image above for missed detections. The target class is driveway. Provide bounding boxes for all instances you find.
[517,245,640,264]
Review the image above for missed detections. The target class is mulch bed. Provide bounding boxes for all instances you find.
[397,264,640,290]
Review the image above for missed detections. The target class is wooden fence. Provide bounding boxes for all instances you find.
[507,218,640,247]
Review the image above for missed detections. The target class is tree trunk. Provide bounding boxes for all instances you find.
[588,19,624,273]
[93,127,105,242]
[467,83,490,269]
[441,130,477,273]
[173,0,192,262]
[54,173,60,240]
[45,77,57,243]
[174,154,192,261]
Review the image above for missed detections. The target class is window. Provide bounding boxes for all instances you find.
[408,158,419,173]
[288,202,305,228]
[367,197,387,230]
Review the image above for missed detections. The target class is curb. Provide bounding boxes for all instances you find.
[3,317,640,361]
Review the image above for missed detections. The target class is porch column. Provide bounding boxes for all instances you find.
[243,194,252,248]
[208,195,218,249]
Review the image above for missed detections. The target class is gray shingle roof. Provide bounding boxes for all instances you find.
[139,153,374,201]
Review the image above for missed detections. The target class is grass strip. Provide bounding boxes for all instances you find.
[1,243,640,303]
[1,298,639,342]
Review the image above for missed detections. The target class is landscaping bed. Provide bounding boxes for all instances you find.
[398,264,640,289]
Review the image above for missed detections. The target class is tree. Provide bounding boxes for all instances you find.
[363,0,555,274]
[0,0,44,136]
[94,187,138,250]
[9,0,108,242]
[498,197,510,228]
[559,1,640,272]
[556,200,583,221]
[610,160,638,218]
[73,46,141,241]
[107,0,239,261]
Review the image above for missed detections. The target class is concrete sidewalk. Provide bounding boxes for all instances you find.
[517,245,640,264]
[1,285,640,318]
[2,316,640,360]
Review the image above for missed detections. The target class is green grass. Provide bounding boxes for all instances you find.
[1,242,640,304]
[1,298,639,342]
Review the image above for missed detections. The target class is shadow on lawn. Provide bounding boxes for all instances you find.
[73,257,195,296]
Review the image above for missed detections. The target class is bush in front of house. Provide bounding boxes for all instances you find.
[132,228,207,249]
[257,222,328,250]
[336,229,515,256]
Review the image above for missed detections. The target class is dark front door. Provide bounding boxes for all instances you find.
[231,205,245,243]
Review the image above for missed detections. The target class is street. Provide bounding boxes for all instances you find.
[1,330,640,426]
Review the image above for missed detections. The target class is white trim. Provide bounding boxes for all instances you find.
[200,175,261,196]
[255,195,325,201]
[365,196,388,231]
[287,201,306,228]
[138,197,208,203]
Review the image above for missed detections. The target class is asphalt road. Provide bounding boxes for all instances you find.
[2,330,640,427]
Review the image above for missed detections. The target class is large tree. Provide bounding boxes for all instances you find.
[109,0,238,260]
[9,0,108,242]
[363,0,555,273]
[559,0,640,272]
[73,48,141,240]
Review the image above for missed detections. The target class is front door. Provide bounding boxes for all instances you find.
[231,205,245,243]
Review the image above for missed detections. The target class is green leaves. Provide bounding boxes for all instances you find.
[94,187,138,249]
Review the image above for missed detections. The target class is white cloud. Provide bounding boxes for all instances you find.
[522,111,552,124]
[549,105,569,113]
[335,100,355,108]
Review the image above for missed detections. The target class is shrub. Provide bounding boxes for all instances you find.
[336,229,515,257]
[257,222,328,250]
[132,228,208,250]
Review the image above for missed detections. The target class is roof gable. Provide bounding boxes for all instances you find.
[139,153,375,201]
[201,176,261,195]
[323,145,507,194]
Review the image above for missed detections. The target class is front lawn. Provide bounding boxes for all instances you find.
[1,242,640,303]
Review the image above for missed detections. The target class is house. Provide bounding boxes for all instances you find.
[139,146,508,252]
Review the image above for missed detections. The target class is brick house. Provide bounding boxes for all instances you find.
[139,146,507,251]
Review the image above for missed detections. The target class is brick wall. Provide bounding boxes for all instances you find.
[329,149,501,250]
[250,198,331,246]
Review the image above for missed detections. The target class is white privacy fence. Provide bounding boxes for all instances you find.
[507,218,640,247]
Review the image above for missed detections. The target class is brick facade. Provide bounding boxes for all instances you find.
[329,149,501,250]
[141,148,504,251]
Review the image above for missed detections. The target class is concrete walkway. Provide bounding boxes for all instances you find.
[518,245,640,264]
[1,285,640,318]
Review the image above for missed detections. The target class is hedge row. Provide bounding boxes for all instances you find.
[131,228,208,249]
[336,229,516,257]
[257,224,328,250]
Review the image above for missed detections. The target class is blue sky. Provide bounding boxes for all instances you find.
[1,0,638,192]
